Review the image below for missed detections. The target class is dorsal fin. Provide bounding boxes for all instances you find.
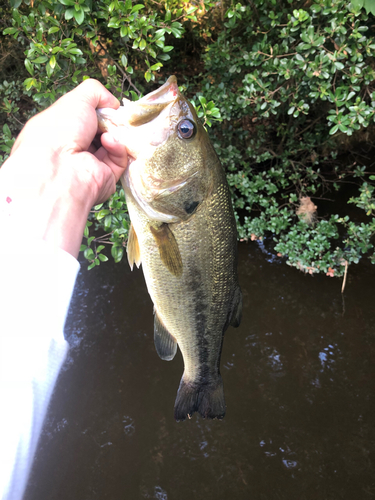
[154,310,177,361]
[127,223,141,270]
[150,223,183,277]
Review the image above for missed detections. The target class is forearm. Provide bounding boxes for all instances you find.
[0,240,80,500]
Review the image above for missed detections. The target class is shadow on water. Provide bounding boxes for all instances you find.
[25,241,375,500]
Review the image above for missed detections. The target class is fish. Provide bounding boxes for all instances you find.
[97,76,242,420]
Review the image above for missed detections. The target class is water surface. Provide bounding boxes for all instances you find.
[25,241,375,500]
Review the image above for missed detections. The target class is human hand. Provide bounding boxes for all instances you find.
[0,79,128,257]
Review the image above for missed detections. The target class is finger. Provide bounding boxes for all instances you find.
[88,144,97,155]
[12,80,121,158]
[100,132,128,160]
[67,79,120,111]
[94,139,128,183]
[49,80,120,152]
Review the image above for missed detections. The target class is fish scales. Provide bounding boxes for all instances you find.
[96,76,242,420]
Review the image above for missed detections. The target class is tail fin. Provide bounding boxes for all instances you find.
[174,376,226,421]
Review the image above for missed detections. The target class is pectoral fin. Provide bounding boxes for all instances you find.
[150,223,183,277]
[127,223,141,271]
[154,310,177,361]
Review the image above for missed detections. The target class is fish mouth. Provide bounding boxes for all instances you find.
[96,76,179,128]
[124,76,180,127]
[96,75,180,156]
[139,76,179,105]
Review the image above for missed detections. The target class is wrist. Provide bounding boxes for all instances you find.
[41,191,91,258]
[1,150,95,259]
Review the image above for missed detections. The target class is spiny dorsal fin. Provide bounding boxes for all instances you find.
[127,223,141,271]
[150,223,183,277]
[154,310,177,361]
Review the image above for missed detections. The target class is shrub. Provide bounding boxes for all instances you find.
[200,0,375,277]
[2,0,375,278]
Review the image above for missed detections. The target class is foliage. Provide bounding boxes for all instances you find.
[81,188,129,269]
[2,0,375,277]
[200,0,375,277]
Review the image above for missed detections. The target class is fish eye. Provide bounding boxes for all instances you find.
[178,119,196,140]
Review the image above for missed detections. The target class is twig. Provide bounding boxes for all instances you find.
[297,114,325,137]
[341,260,348,293]
[96,38,141,95]
[94,232,114,239]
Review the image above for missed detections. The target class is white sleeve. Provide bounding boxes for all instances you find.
[0,239,80,500]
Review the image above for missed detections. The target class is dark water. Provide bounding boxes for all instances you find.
[25,241,375,500]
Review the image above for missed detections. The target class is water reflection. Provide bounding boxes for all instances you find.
[24,241,375,500]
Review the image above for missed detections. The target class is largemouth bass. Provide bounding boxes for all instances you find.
[97,76,242,420]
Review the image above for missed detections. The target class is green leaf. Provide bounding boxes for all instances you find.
[351,0,365,9]
[49,55,56,69]
[329,124,339,135]
[3,124,11,138]
[121,54,128,67]
[154,29,165,39]
[74,8,85,25]
[111,245,124,263]
[32,56,48,64]
[310,4,321,13]
[186,6,197,14]
[131,4,144,12]
[24,78,35,90]
[139,38,146,50]
[364,0,375,14]
[24,58,34,75]
[198,95,206,106]
[48,26,60,34]
[46,62,54,77]
[3,27,18,35]
[65,7,75,20]
[150,63,162,71]
[84,247,95,260]
[58,0,75,4]
[104,215,112,230]
[338,124,348,133]
[98,254,109,262]
[69,48,83,55]
[10,0,22,7]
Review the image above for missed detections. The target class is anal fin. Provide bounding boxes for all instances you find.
[154,310,177,361]
[150,223,183,277]
[127,223,141,270]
